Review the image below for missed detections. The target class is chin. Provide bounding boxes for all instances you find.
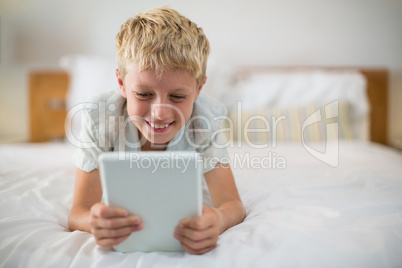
[144,135,171,146]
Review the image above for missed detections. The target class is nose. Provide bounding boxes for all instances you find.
[151,99,172,121]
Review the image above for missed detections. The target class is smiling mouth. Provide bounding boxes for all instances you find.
[145,120,173,129]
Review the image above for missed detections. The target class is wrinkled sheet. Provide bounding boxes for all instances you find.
[0,141,401,267]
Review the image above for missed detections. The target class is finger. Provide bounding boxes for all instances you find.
[93,224,143,240]
[176,225,218,242]
[177,232,217,251]
[92,204,129,219]
[180,241,216,255]
[100,206,129,219]
[202,204,209,214]
[90,203,128,218]
[93,215,142,229]
[96,234,131,247]
[175,226,218,250]
[179,216,213,231]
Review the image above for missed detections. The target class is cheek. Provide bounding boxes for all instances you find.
[175,102,194,122]
[126,99,148,118]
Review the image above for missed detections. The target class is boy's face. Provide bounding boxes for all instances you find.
[116,64,205,149]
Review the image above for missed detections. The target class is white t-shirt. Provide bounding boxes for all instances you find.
[72,90,230,205]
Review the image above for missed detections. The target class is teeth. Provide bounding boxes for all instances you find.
[149,122,169,129]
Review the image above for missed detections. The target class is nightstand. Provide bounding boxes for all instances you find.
[29,71,69,142]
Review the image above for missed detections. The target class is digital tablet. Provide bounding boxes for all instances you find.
[98,151,203,253]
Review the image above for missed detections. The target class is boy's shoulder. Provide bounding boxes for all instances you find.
[90,89,122,103]
[82,90,125,125]
[194,93,227,118]
[191,93,227,133]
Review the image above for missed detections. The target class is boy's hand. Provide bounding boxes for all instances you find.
[174,205,222,255]
[89,202,143,247]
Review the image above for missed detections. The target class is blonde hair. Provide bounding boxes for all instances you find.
[116,7,210,86]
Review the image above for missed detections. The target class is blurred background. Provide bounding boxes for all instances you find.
[0,0,401,143]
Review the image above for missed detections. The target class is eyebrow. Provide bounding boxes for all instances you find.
[134,85,152,91]
[133,85,192,93]
[172,88,192,93]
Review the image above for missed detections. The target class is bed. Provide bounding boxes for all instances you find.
[1,59,401,267]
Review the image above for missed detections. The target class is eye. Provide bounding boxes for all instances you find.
[170,94,187,100]
[135,92,152,99]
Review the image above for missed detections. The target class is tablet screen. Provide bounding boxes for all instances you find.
[99,151,203,252]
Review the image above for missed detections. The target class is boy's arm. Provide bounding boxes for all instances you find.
[68,168,143,246]
[204,163,245,233]
[68,168,102,233]
[174,163,245,254]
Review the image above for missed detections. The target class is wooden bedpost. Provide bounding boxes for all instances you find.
[361,69,388,146]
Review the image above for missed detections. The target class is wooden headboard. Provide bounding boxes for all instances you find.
[360,69,388,145]
[28,68,388,145]
[234,67,388,145]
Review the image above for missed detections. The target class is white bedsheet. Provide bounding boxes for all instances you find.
[0,141,401,267]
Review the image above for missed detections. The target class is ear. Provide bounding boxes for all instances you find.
[116,69,126,98]
[194,76,207,103]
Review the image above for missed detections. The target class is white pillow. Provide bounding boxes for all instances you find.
[231,70,369,140]
[59,55,119,139]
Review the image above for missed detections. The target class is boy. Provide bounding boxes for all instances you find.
[68,7,245,255]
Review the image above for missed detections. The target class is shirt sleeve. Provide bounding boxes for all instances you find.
[72,108,105,172]
[200,130,230,174]
[190,94,231,174]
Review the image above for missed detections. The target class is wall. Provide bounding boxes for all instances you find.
[0,0,401,143]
